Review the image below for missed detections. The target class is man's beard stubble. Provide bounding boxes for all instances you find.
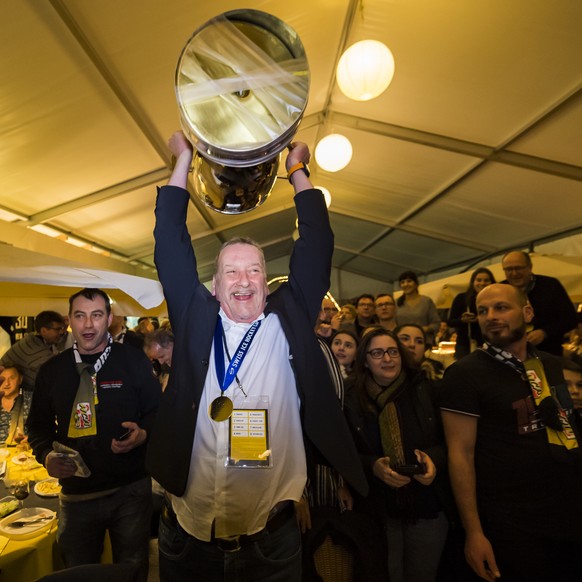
[483,322,527,349]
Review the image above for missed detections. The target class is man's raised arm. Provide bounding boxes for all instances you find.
[167,131,194,189]
[286,141,313,194]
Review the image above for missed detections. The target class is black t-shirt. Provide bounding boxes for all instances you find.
[441,350,582,537]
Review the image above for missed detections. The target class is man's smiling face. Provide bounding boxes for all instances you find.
[212,243,269,323]
[69,294,112,354]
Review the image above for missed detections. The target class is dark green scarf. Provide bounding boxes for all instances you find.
[365,371,407,466]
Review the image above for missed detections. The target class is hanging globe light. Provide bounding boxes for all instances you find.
[315,134,353,172]
[317,186,332,208]
[337,40,395,101]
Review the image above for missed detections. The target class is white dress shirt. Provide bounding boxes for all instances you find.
[172,309,306,541]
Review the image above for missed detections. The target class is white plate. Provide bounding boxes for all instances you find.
[10,453,31,465]
[0,507,56,539]
[34,478,61,497]
[0,448,10,460]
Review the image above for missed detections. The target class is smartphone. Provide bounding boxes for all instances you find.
[117,429,132,441]
[393,463,426,477]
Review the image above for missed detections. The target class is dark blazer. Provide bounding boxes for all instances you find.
[146,185,367,497]
[502,274,576,355]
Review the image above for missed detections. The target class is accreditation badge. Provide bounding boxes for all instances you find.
[226,396,272,468]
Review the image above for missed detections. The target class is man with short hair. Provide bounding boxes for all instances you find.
[321,297,338,318]
[26,288,161,580]
[375,293,397,331]
[144,329,174,391]
[441,283,582,581]
[144,328,174,369]
[501,250,576,355]
[353,293,377,337]
[146,131,366,582]
[315,297,339,339]
[0,310,67,392]
[108,315,127,343]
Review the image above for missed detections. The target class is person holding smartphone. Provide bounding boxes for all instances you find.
[447,268,496,359]
[344,327,453,582]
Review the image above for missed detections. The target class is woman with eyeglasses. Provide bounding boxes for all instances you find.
[344,327,451,582]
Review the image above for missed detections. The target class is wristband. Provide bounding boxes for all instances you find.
[287,161,310,183]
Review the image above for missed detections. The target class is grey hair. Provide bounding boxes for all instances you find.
[213,236,266,275]
[144,328,174,349]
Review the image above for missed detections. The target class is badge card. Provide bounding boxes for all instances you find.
[227,409,271,468]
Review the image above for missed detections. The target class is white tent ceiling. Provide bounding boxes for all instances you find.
[1,0,581,304]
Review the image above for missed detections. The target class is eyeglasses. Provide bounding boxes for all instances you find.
[367,347,400,359]
[48,326,65,332]
[358,302,374,308]
[375,302,395,308]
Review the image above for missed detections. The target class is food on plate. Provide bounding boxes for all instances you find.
[11,452,29,464]
[0,498,21,518]
[34,478,62,497]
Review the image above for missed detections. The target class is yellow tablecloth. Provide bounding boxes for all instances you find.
[3,453,49,484]
[0,520,57,582]
[0,448,114,581]
[0,448,55,582]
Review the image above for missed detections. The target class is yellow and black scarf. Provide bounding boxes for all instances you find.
[482,342,578,451]
[67,335,112,439]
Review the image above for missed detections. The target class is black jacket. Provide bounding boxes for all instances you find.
[343,370,454,521]
[27,343,160,495]
[502,274,576,355]
[146,185,367,497]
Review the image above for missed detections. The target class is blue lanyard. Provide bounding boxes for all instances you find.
[213,318,262,394]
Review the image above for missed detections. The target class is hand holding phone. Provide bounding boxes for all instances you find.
[393,462,427,477]
[111,422,146,454]
[116,429,132,441]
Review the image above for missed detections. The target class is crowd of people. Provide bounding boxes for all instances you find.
[0,134,581,582]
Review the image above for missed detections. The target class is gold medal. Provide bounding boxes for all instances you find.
[209,395,233,422]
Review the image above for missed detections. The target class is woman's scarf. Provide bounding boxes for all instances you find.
[365,371,407,466]
[367,371,423,522]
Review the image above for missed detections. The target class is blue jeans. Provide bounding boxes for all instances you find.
[158,498,302,582]
[386,511,448,582]
[58,477,152,582]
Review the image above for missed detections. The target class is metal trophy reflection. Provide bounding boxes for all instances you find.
[175,9,309,214]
